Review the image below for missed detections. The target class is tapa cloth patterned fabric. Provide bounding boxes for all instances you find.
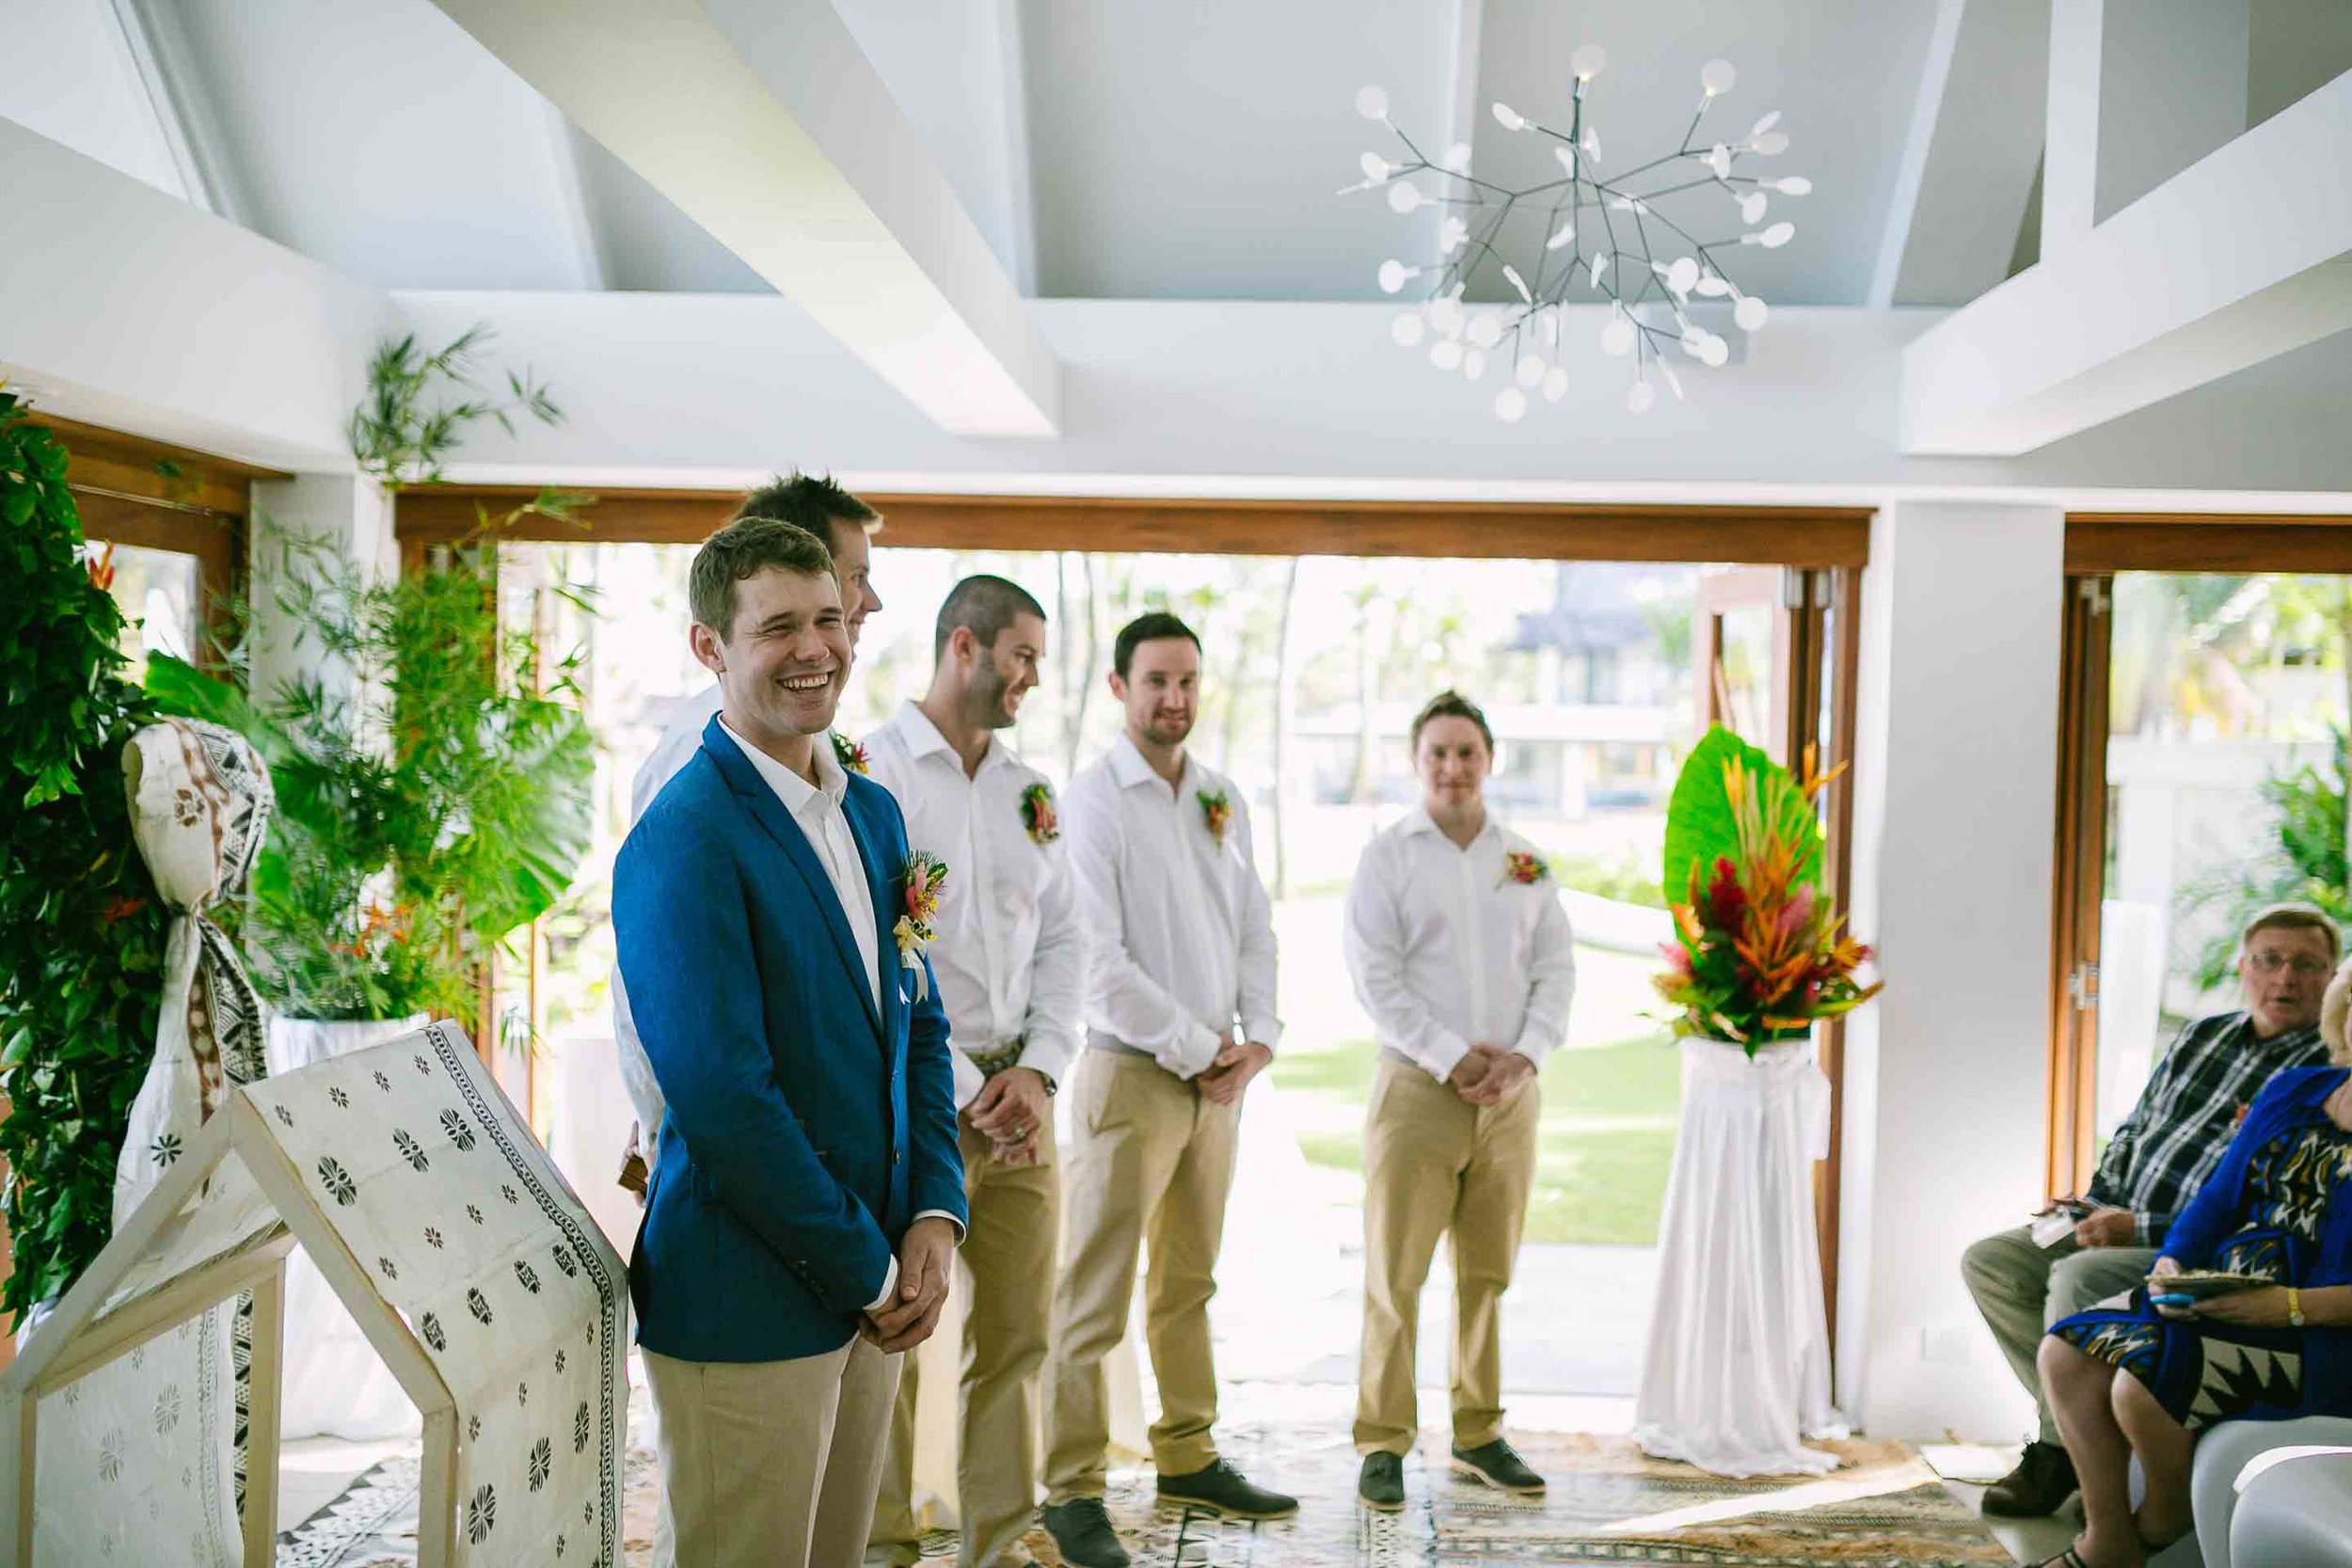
[112,717,273,1228]
[1633,1035,1849,1477]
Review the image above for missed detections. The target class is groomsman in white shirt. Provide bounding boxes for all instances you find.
[1040,611,1295,1568]
[1343,689,1575,1512]
[862,575,1083,1568]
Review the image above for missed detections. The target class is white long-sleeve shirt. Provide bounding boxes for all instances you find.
[861,703,1084,1108]
[1063,735,1280,1080]
[1343,806,1577,1083]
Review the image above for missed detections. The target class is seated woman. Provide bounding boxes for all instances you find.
[2034,1002,2352,1568]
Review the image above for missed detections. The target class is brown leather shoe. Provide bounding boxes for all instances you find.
[1982,1440,2077,1517]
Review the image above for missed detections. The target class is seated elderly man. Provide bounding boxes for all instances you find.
[1963,903,2338,1517]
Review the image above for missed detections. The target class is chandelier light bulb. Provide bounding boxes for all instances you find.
[1494,387,1529,422]
[1571,43,1606,81]
[1601,314,1637,356]
[1359,151,1393,183]
[1539,308,1560,347]
[1554,145,1579,179]
[1546,218,1577,250]
[1581,125,1601,162]
[1462,347,1488,381]
[1666,256,1701,294]
[1759,220,1795,247]
[1701,59,1737,96]
[1467,311,1502,349]
[1694,270,1732,296]
[1740,190,1769,224]
[1357,85,1390,120]
[1391,310,1426,347]
[1502,263,1533,303]
[1543,365,1570,401]
[1697,333,1730,368]
[1492,102,1526,131]
[1445,142,1473,173]
[1773,176,1813,195]
[1377,259,1419,293]
[1627,379,1656,414]
[1429,292,1466,335]
[1589,251,1609,289]
[1516,355,1547,388]
[1734,294,1770,331]
[1752,110,1782,136]
[1751,129,1790,156]
[1387,182,1424,214]
[1438,215,1469,254]
[1703,143,1732,181]
[1661,361,1687,401]
[1679,325,1707,356]
[1430,338,1464,371]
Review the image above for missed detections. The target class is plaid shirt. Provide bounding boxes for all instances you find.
[2089,1010,2328,1244]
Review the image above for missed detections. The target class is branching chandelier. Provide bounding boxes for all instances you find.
[1345,47,1809,420]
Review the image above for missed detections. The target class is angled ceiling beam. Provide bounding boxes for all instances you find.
[428,0,1059,436]
[1901,69,2352,456]
[1869,0,2049,307]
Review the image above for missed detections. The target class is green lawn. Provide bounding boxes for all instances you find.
[1273,1026,1679,1247]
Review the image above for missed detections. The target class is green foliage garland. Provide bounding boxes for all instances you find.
[0,392,174,1315]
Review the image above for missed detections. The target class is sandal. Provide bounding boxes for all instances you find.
[2037,1552,2091,1568]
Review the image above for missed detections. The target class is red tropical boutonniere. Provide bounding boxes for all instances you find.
[895,850,947,1001]
[832,731,870,776]
[1197,789,1233,847]
[1500,850,1550,888]
[1021,781,1059,845]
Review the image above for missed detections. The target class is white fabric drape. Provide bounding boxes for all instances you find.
[1633,1036,1848,1477]
[270,1015,428,1442]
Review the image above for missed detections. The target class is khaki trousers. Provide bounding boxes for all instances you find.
[1355,1058,1540,1457]
[644,1336,900,1568]
[869,1121,1060,1568]
[1042,1052,1240,1501]
[1961,1224,2159,1444]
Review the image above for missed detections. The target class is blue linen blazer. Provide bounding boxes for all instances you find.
[613,716,966,1363]
[2163,1065,2352,1418]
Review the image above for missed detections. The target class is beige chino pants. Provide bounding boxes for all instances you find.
[644,1334,899,1568]
[869,1121,1061,1568]
[1042,1052,1240,1502]
[1355,1057,1540,1457]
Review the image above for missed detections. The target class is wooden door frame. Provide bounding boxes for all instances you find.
[396,485,1872,1363]
[2045,513,2352,1197]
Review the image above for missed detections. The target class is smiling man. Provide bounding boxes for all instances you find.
[862,575,1082,1568]
[1961,902,2339,1519]
[614,518,963,1568]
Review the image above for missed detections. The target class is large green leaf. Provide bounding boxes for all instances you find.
[1661,724,1813,909]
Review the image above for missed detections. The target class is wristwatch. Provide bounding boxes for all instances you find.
[2288,1287,2306,1328]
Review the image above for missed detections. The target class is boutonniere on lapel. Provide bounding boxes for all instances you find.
[895,850,947,1000]
[1197,788,1233,848]
[833,732,870,776]
[1020,781,1059,845]
[1500,850,1550,888]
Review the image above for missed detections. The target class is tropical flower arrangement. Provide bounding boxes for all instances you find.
[1021,781,1059,845]
[833,732,871,777]
[1198,788,1233,847]
[895,850,948,1001]
[1500,849,1550,887]
[1654,726,1880,1055]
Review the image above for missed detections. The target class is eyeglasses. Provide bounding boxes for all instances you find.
[2245,951,2332,977]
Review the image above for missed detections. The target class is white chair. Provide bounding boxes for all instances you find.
[2185,1417,2352,1567]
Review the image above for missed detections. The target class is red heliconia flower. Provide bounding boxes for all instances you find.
[100,894,148,925]
[1705,856,1745,927]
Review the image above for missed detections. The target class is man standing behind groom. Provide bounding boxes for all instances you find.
[864,575,1083,1568]
[615,518,964,1568]
[1041,611,1296,1568]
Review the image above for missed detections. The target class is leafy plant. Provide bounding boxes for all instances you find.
[1551,848,1665,909]
[1654,725,1878,1053]
[150,519,595,1023]
[347,325,560,486]
[0,391,174,1315]
[2189,729,2352,990]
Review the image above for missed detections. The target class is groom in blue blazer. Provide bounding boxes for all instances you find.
[615,516,965,1568]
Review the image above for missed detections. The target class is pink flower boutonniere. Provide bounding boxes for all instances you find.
[1198,789,1233,847]
[833,732,870,776]
[1501,850,1550,888]
[1021,781,1059,845]
[895,850,947,1001]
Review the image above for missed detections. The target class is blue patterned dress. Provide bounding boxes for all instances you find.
[2051,1069,2352,1430]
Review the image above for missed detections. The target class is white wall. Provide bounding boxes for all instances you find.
[0,0,191,202]
[1837,499,2066,1440]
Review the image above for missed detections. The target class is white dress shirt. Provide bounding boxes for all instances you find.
[1343,805,1577,1083]
[862,703,1084,1109]
[1063,735,1281,1080]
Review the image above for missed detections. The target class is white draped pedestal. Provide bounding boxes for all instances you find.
[1634,1035,1848,1477]
[268,1015,428,1441]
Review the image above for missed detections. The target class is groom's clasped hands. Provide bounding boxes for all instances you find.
[1448,1043,1536,1106]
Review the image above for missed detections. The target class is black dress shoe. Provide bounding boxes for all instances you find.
[1451,1438,1546,1495]
[1040,1497,1130,1568]
[1982,1440,2077,1517]
[1156,1458,1300,1520]
[1359,1450,1406,1512]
